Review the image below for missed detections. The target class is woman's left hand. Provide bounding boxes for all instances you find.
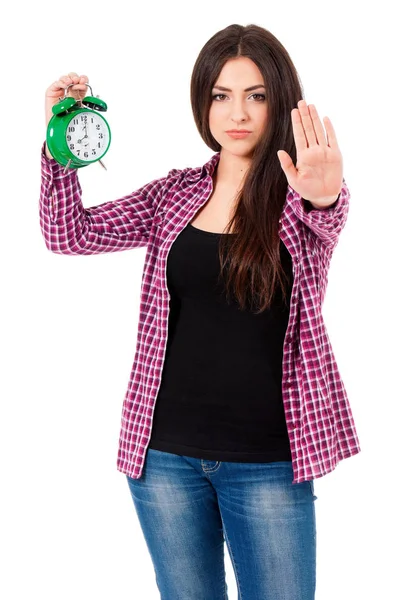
[277,100,343,205]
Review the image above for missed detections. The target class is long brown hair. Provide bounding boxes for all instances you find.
[190,23,304,314]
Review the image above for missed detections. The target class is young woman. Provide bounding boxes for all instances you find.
[40,23,361,600]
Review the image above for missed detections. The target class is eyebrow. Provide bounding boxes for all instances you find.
[212,84,266,92]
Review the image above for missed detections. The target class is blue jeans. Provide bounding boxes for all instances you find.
[126,448,317,600]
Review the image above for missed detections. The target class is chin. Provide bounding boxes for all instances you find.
[223,144,256,157]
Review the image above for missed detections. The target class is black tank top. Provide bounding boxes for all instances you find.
[148,222,293,462]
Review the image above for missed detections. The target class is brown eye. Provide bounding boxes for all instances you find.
[211,93,266,102]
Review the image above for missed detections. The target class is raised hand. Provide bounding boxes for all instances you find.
[44,72,89,160]
[277,100,343,207]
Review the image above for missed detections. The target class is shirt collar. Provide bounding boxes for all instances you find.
[185,152,220,183]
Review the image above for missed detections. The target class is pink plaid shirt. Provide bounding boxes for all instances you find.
[39,141,361,484]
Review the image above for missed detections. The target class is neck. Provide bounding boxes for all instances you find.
[215,149,251,188]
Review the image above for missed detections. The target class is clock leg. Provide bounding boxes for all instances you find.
[63,159,72,174]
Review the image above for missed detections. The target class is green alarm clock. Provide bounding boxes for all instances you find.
[46,83,111,170]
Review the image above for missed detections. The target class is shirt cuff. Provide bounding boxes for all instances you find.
[285,178,350,250]
[41,140,78,182]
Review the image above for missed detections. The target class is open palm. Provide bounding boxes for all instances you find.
[277,100,343,203]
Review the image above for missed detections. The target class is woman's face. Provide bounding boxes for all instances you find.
[209,56,268,158]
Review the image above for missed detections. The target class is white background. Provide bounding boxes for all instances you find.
[1,0,397,598]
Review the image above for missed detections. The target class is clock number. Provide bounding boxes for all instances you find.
[91,117,94,123]
[73,119,79,125]
[76,150,80,156]
[96,124,100,130]
[98,142,101,148]
[68,126,75,132]
[92,149,97,156]
[84,151,89,158]
[67,135,71,141]
[70,144,75,150]
[99,133,104,139]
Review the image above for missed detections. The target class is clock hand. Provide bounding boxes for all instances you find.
[78,122,87,144]
[80,119,88,139]
[77,129,89,143]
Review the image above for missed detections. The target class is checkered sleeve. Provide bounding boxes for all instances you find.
[39,141,172,255]
[286,178,350,251]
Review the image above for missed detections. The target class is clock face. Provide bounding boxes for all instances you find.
[65,111,109,162]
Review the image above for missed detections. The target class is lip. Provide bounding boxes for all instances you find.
[226,130,252,138]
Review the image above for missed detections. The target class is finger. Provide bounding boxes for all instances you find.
[59,74,88,86]
[67,72,80,81]
[63,73,81,93]
[48,78,70,96]
[59,75,87,97]
[291,107,308,153]
[297,99,317,146]
[51,79,66,89]
[58,76,72,84]
[57,75,74,92]
[308,104,327,146]
[323,116,338,148]
[56,74,76,89]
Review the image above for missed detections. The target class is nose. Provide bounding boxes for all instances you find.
[229,99,249,124]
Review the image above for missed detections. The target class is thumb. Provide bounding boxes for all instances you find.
[277,150,297,186]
